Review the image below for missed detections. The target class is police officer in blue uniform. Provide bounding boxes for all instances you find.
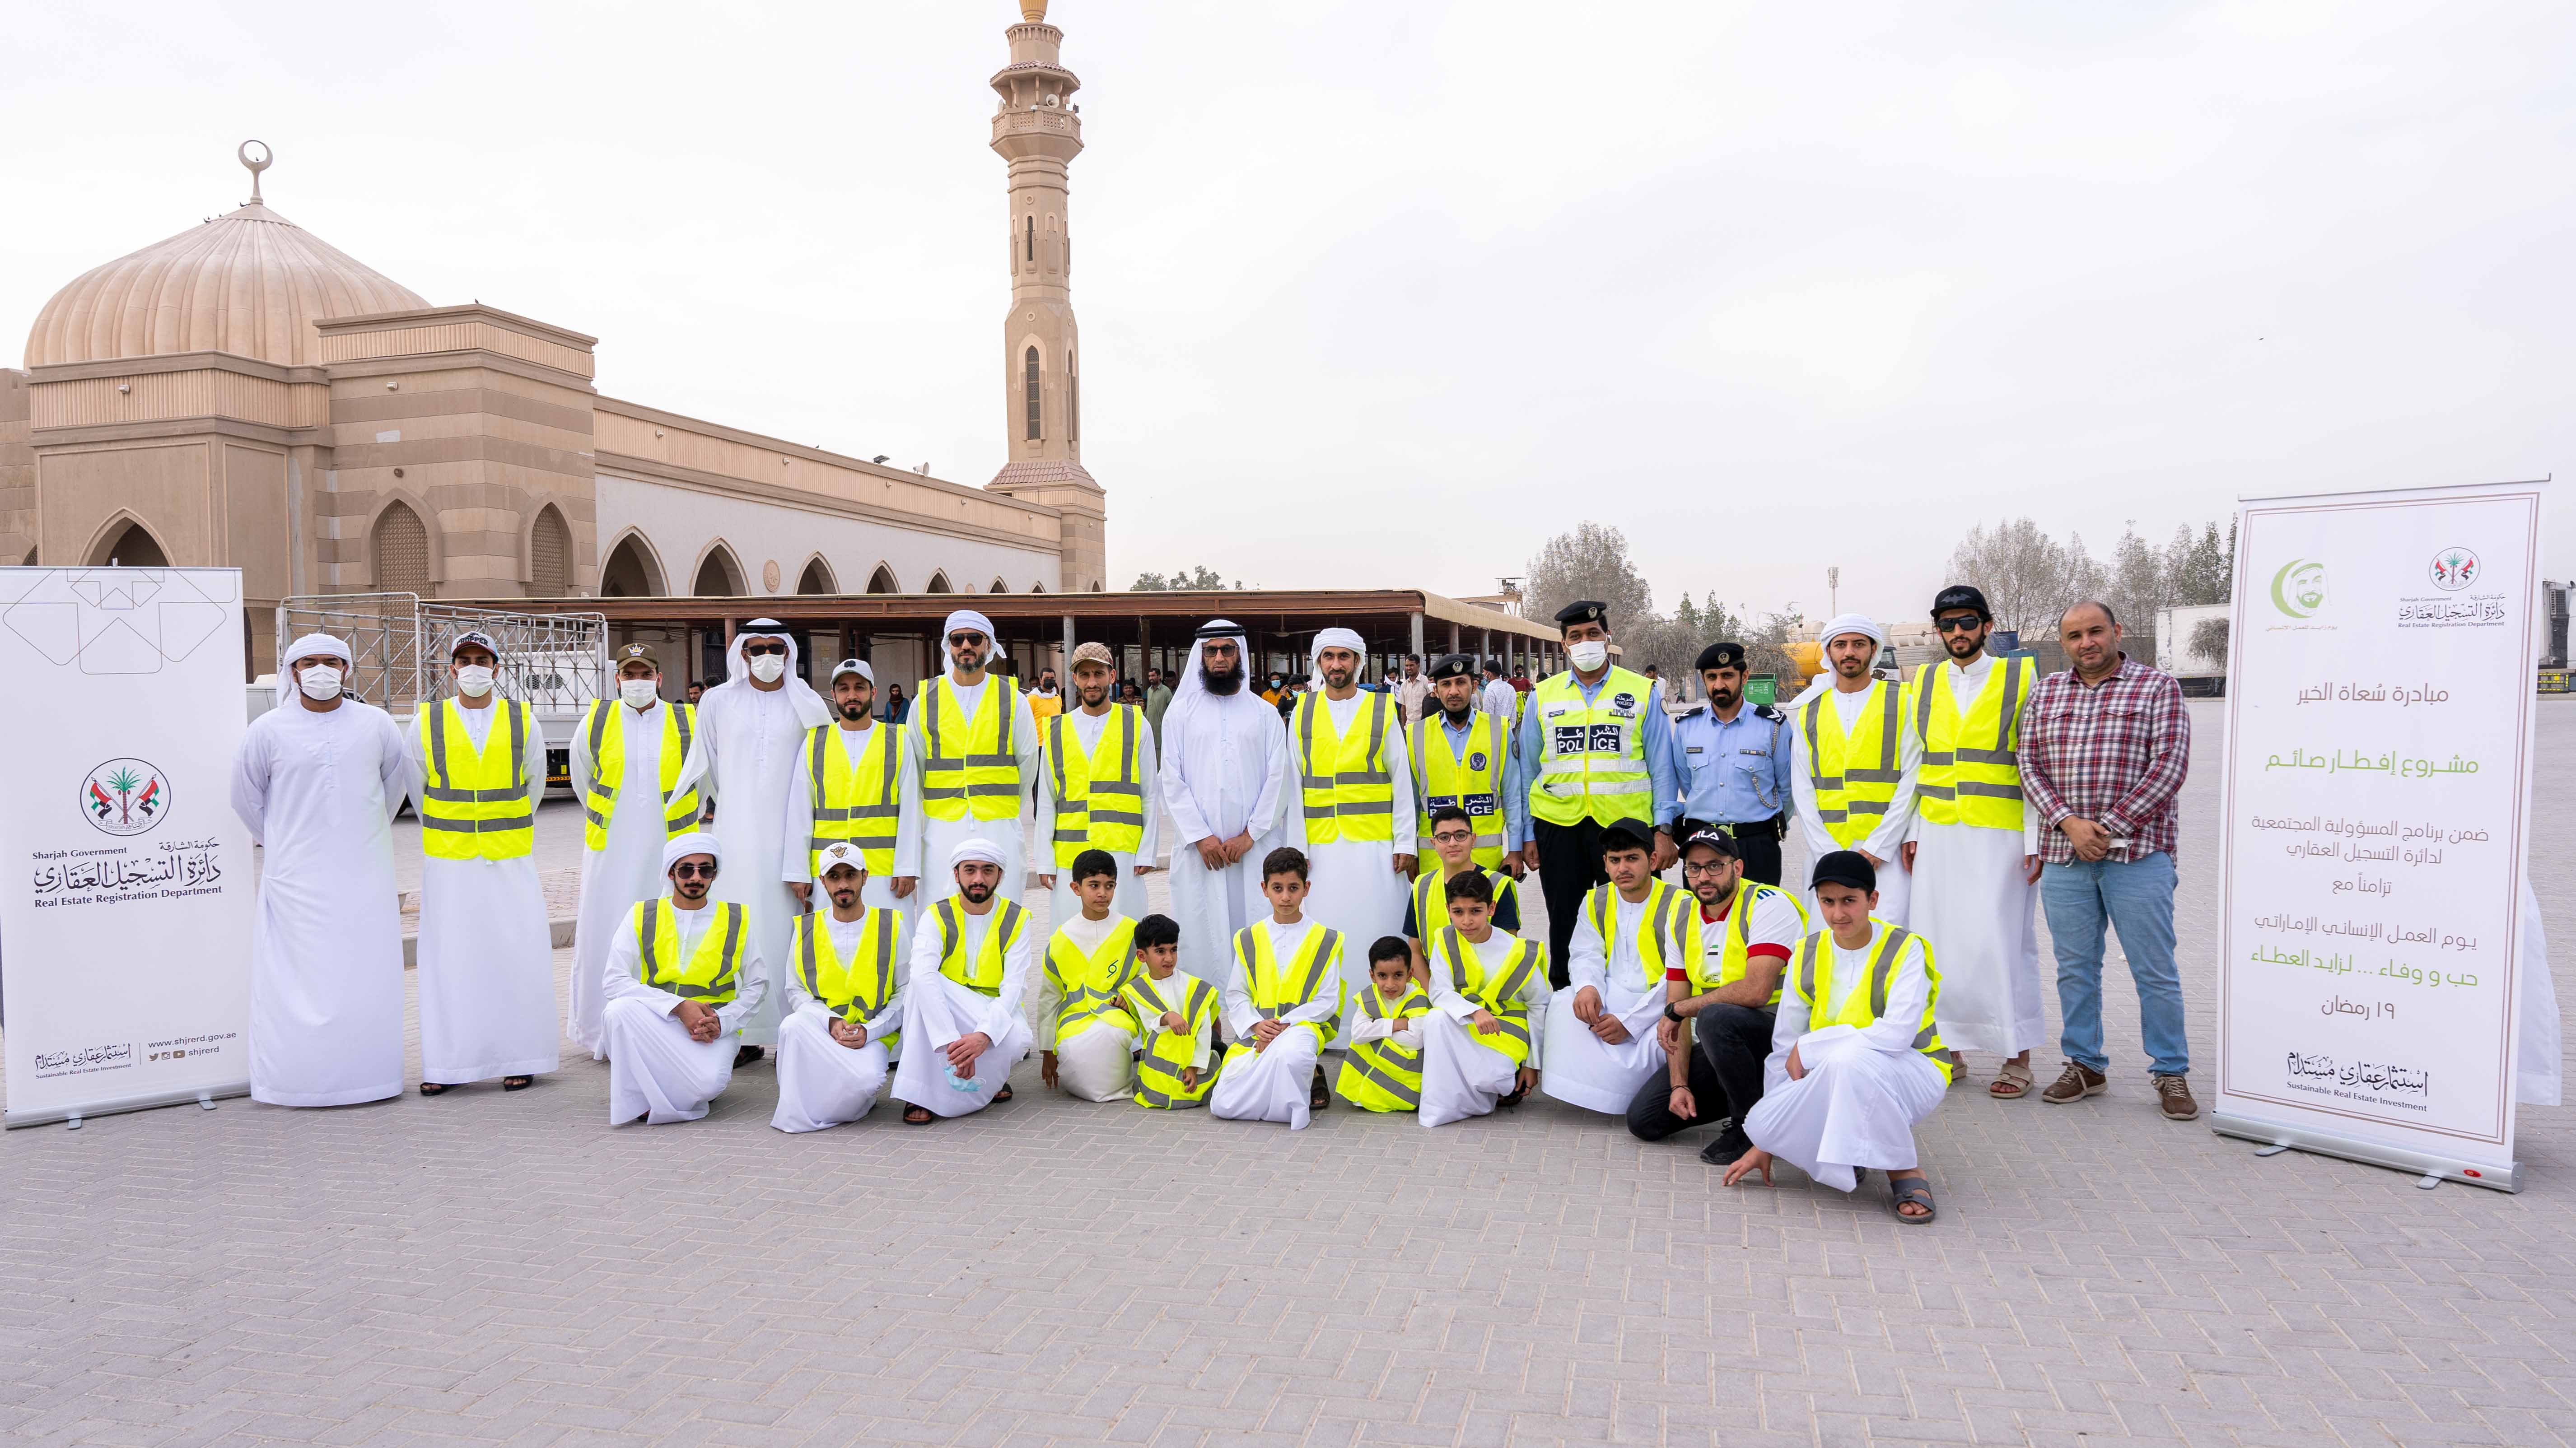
[1668,640,1793,886]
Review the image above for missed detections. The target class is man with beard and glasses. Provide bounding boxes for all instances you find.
[908,609,1042,909]
[782,658,923,921]
[1287,629,1417,1037]
[601,835,767,1125]
[1036,642,1162,922]
[891,839,1036,1123]
[1670,641,1793,887]
[1158,620,1291,990]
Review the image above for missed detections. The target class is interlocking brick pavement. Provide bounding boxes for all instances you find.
[4,702,2572,1446]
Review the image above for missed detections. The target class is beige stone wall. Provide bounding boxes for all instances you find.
[0,371,32,563]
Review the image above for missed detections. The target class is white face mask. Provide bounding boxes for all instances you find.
[297,665,343,702]
[454,665,495,698]
[1568,640,1610,672]
[748,654,786,684]
[620,678,661,708]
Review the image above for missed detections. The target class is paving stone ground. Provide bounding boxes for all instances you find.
[5,702,2572,1447]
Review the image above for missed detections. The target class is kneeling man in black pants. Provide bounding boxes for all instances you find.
[1628,826,1811,1162]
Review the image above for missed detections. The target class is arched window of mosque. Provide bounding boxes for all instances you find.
[1025,216,1034,263]
[866,564,899,594]
[373,503,430,594]
[990,578,1009,594]
[529,505,571,596]
[1024,348,1042,441]
[92,519,171,569]
[1068,350,1078,443]
[926,570,953,594]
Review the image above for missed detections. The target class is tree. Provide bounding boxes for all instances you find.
[1130,566,1239,591]
[2167,520,2236,606]
[1948,518,2104,638]
[1522,522,1653,632]
[2108,524,2174,632]
[2189,616,2230,671]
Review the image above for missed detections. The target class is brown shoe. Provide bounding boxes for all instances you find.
[2039,1062,2107,1104]
[2152,1073,2200,1121]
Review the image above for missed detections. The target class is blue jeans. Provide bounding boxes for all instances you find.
[2040,852,2188,1076]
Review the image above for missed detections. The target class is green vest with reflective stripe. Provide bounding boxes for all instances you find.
[418,697,537,861]
[1431,927,1542,1066]
[932,897,1027,996]
[1800,679,1908,848]
[1124,971,1218,1109]
[1530,667,1654,827]
[1683,876,1806,1005]
[794,908,903,1052]
[1223,923,1344,1060]
[1336,981,1429,1112]
[1412,711,1507,867]
[1293,691,1395,844]
[916,674,1021,823]
[805,721,903,876]
[1045,917,1141,1043]
[1584,878,1696,992]
[631,899,744,1016]
[1911,657,2030,831]
[1047,705,1146,864]
[1410,866,1520,941]
[581,699,699,851]
[1792,922,1948,1082]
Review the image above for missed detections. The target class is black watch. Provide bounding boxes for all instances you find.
[1663,1003,1687,1023]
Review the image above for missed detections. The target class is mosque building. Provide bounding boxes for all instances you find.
[0,0,1107,675]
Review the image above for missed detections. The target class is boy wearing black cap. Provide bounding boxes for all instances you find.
[1670,640,1792,886]
[1625,826,1808,1161]
[1724,850,1946,1224]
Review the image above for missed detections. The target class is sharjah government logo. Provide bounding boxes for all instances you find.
[2428,546,2481,591]
[83,758,168,837]
[2269,559,2328,619]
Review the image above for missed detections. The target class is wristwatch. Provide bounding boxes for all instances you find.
[1663,1003,1687,1023]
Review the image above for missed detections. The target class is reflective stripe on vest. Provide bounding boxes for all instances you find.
[1800,680,1905,848]
[918,674,1021,822]
[1337,981,1429,1109]
[1047,706,1146,864]
[1046,917,1141,1041]
[1411,867,1517,939]
[634,899,744,1010]
[1126,972,1218,1109]
[1529,667,1653,828]
[1294,692,1395,844]
[806,722,902,876]
[1912,657,2028,831]
[1794,923,1949,1082]
[582,699,698,849]
[1433,927,1539,1065]
[1585,879,1694,991]
[1687,877,1806,1005]
[934,897,1027,996]
[1412,711,1507,866]
[419,698,535,860]
[796,908,902,1045]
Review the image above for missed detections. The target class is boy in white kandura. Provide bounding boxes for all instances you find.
[1210,846,1344,1129]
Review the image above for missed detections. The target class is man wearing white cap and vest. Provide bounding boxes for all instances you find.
[569,643,700,1060]
[231,633,416,1107]
[910,609,1041,909]
[1035,640,1162,922]
[601,833,768,1125]
[771,841,909,1132]
[1789,614,1920,927]
[410,630,559,1096]
[891,838,1036,1123]
[781,657,922,920]
[1288,628,1417,1019]
[672,620,831,1062]
[1159,620,1291,989]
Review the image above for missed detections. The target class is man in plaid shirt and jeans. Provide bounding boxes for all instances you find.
[2018,601,2198,1120]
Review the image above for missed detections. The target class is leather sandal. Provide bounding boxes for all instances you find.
[1888,1174,1936,1225]
[417,1082,453,1096]
[1988,1060,2035,1100]
[992,1084,1013,1104]
[902,1104,934,1125]
[502,1076,533,1092]
[1310,1066,1331,1112]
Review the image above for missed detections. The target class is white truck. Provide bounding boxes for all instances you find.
[2155,603,2231,697]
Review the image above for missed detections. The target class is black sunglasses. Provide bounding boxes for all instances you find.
[741,642,788,656]
[671,861,719,880]
[947,632,988,648]
[1934,615,1984,633]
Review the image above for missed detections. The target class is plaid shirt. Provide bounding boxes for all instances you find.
[2017,656,2190,866]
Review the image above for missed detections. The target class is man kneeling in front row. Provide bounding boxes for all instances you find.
[1723,850,1947,1224]
[772,842,908,1132]
[603,833,768,1124]
[892,839,1036,1124]
[1627,826,1807,1162]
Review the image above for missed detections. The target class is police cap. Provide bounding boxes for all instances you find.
[1426,652,1475,680]
[1554,599,1608,631]
[1695,640,1747,672]
[613,642,661,670]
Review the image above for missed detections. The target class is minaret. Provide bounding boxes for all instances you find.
[983,0,1107,592]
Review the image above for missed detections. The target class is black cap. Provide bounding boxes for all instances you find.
[1554,600,1608,631]
[1598,820,1655,857]
[1427,653,1475,680]
[1695,641,1746,672]
[1932,585,1990,622]
[1680,825,1740,859]
[1810,849,1877,893]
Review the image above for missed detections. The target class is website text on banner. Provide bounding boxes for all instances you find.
[0,566,254,1128]
[2213,480,2550,1191]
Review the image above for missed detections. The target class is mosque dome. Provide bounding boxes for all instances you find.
[23,144,427,369]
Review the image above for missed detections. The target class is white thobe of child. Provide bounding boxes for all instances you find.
[778,717,926,919]
[1209,918,1341,1130]
[1789,683,1922,927]
[908,674,1042,910]
[1904,652,2044,1057]
[1128,969,1217,1085]
[888,904,1036,1117]
[568,695,686,1059]
[1031,910,1140,1101]
[1035,707,1165,923]
[771,912,909,1133]
[1418,930,1551,1128]
[1743,922,1946,1192]
[231,691,415,1107]
[1159,631,1290,990]
[409,701,559,1086]
[1537,895,1671,1115]
[599,901,771,1124]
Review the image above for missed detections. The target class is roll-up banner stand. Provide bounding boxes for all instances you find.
[0,566,253,1127]
[2213,480,2548,1190]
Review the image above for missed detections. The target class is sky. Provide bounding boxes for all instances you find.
[5,0,2569,625]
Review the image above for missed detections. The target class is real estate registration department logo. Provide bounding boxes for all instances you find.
[2427,546,2481,591]
[83,757,168,837]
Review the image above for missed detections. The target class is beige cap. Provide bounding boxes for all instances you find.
[1070,641,1115,670]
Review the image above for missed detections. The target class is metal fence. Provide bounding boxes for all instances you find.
[276,594,609,717]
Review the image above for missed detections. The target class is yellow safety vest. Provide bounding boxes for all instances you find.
[1046,706,1147,865]
[916,674,1022,823]
[1529,666,1655,828]
[1293,691,1395,844]
[630,899,745,1016]
[804,722,903,876]
[417,697,537,861]
[1800,679,1908,848]
[1430,927,1542,1066]
[1584,878,1697,992]
[1336,981,1430,1112]
[1683,876,1808,1006]
[793,908,903,1052]
[931,896,1028,996]
[1912,657,2030,832]
[1045,917,1141,1043]
[1124,971,1219,1110]
[1410,866,1521,939]
[1222,923,1344,1062]
[581,699,699,850]
[1792,922,1949,1083]
[1412,710,1508,868]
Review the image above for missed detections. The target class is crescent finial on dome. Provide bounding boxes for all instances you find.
[238,139,272,206]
